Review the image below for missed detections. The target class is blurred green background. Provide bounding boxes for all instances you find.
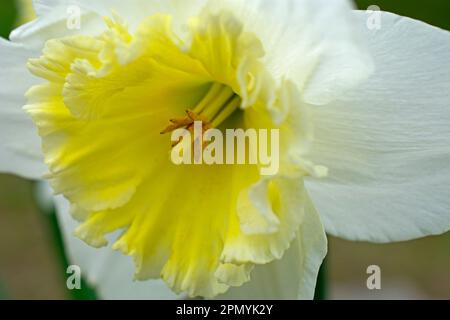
[0,0,449,299]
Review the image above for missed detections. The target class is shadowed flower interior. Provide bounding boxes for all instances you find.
[25,10,326,297]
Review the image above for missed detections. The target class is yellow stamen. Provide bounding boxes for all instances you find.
[192,82,223,114]
[161,83,242,141]
[211,95,241,127]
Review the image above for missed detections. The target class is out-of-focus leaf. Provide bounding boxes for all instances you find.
[0,0,18,39]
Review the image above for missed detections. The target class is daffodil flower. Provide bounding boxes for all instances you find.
[1,0,450,299]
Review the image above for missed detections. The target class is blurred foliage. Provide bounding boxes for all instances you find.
[0,281,8,299]
[0,175,68,299]
[0,1,18,38]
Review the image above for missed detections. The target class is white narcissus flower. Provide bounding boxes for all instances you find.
[1,0,450,299]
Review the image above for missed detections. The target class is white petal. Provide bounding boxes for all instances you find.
[0,39,46,179]
[14,1,208,51]
[10,3,105,52]
[218,193,327,299]
[22,0,207,43]
[305,11,450,243]
[199,0,373,105]
[32,0,63,16]
[53,194,181,299]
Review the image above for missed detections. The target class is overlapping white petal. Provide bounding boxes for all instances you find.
[305,11,450,243]
[10,4,104,52]
[174,0,373,105]
[0,39,46,179]
[203,0,373,105]
[33,0,63,16]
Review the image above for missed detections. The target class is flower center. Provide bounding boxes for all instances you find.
[160,83,241,141]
